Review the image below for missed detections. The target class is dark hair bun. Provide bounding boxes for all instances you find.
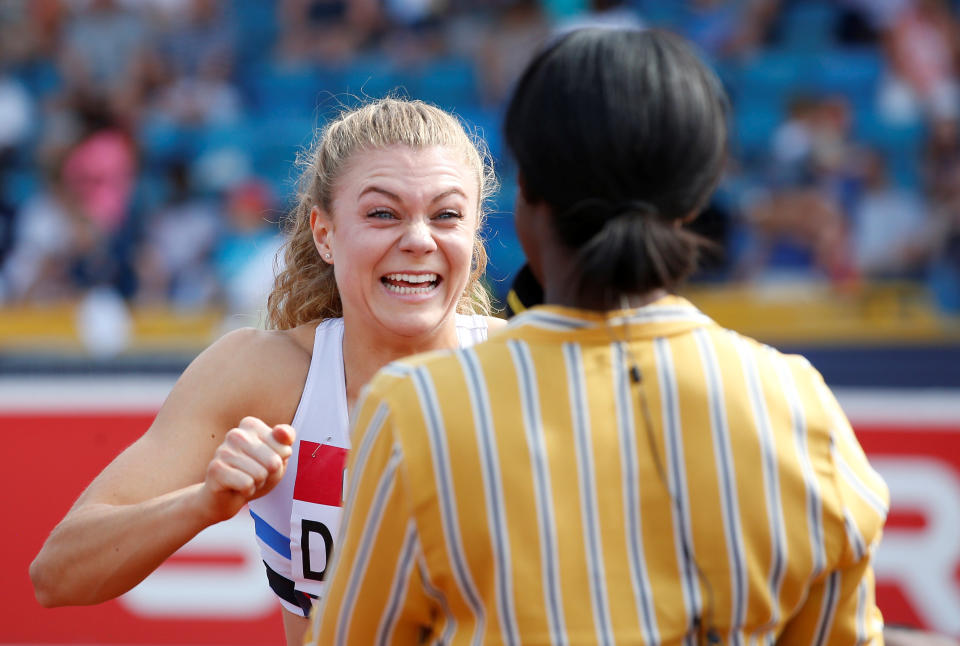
[560,200,700,295]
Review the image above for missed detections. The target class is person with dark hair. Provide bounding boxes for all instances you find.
[306,29,888,644]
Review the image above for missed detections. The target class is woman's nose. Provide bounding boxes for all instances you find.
[398,220,438,254]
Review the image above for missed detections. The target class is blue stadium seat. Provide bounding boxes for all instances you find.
[340,57,408,101]
[412,57,480,112]
[194,120,258,158]
[250,116,317,200]
[455,105,504,163]
[816,48,883,108]
[246,62,338,118]
[230,0,278,68]
[737,50,820,97]
[634,0,684,29]
[776,1,838,51]
[15,60,62,98]
[5,168,39,208]
[139,119,190,165]
[731,100,784,160]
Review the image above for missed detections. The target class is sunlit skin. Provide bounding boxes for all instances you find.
[310,145,482,403]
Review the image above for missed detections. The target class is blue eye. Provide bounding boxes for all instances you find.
[368,209,397,220]
[434,210,463,221]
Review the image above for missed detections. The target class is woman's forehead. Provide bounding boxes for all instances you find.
[335,144,481,203]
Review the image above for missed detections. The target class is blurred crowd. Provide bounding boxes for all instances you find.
[1,0,960,326]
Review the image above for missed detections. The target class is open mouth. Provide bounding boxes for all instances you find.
[381,272,441,295]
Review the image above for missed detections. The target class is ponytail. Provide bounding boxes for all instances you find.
[554,199,703,296]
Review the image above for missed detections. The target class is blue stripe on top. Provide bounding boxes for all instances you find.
[250,509,292,560]
[654,337,702,629]
[508,339,568,645]
[460,348,520,646]
[413,365,486,646]
[612,342,659,645]
[563,342,614,645]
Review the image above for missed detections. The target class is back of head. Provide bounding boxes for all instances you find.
[504,28,728,298]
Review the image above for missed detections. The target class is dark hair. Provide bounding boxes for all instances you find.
[504,28,728,297]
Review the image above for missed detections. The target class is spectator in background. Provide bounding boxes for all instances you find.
[0,0,65,67]
[769,94,821,185]
[0,69,33,161]
[1,106,139,302]
[151,0,235,80]
[147,55,242,129]
[475,0,550,106]
[59,0,153,120]
[835,0,908,46]
[0,57,34,271]
[677,0,781,61]
[852,149,933,278]
[135,161,220,307]
[737,95,860,283]
[213,178,284,326]
[553,0,645,35]
[880,0,960,124]
[379,0,450,64]
[276,0,382,65]
[923,116,960,311]
[145,0,242,128]
[924,116,960,210]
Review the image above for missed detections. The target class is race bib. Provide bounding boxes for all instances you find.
[290,440,348,596]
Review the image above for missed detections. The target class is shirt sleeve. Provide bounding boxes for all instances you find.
[778,366,889,645]
[305,376,436,645]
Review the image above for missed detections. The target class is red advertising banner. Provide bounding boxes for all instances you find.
[2,410,284,645]
[2,379,958,643]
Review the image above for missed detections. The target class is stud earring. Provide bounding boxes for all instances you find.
[324,253,332,259]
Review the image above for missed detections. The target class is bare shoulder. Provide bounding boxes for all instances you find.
[484,315,508,332]
[207,325,314,371]
[175,324,315,425]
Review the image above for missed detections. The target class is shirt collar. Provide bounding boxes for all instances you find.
[507,294,714,340]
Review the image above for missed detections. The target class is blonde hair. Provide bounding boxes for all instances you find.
[267,98,498,330]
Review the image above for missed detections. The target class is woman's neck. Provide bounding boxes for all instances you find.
[538,242,667,311]
[543,282,668,311]
[340,316,459,409]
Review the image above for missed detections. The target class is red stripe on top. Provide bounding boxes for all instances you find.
[293,442,348,506]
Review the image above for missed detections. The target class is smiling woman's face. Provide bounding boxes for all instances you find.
[311,144,479,340]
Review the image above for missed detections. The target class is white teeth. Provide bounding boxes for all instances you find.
[385,273,437,283]
[384,282,437,295]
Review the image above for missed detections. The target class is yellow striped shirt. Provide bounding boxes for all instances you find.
[305,295,888,645]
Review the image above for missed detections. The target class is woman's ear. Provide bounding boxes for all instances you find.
[517,171,533,203]
[310,206,335,264]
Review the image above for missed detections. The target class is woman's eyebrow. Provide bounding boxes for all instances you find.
[357,186,468,204]
[358,186,402,201]
[430,188,467,204]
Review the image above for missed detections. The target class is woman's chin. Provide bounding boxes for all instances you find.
[371,305,456,344]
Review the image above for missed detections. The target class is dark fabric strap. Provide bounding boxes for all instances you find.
[262,561,316,617]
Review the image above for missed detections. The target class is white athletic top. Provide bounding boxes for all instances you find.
[248,314,489,615]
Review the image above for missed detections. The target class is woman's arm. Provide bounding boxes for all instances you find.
[29,327,307,607]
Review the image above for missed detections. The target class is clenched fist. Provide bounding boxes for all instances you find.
[201,417,296,522]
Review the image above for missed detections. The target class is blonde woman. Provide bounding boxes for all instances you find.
[30,98,504,646]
